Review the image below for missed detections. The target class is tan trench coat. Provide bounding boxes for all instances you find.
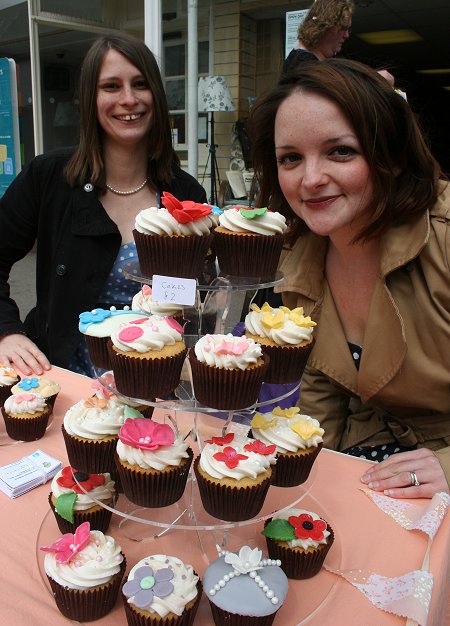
[277,183,450,486]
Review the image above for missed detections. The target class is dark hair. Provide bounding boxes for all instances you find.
[249,58,442,242]
[299,0,354,48]
[65,33,174,189]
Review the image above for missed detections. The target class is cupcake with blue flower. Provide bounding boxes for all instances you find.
[12,375,60,412]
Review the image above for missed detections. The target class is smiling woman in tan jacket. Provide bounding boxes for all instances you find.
[250,58,450,499]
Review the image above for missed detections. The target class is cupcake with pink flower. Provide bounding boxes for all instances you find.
[115,417,193,508]
[2,391,50,441]
[133,191,215,279]
[263,508,334,579]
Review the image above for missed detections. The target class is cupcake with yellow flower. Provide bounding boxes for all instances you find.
[244,302,316,383]
[250,406,324,487]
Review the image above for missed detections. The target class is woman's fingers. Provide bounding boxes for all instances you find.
[0,334,51,376]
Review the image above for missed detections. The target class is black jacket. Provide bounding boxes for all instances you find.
[0,148,207,367]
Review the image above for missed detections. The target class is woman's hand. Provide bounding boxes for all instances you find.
[0,334,51,376]
[360,448,449,499]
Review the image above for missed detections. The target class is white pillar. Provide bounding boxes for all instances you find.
[144,0,162,65]
[187,0,199,178]
[28,0,43,155]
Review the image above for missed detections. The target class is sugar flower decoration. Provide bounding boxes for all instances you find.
[162,191,212,223]
[250,413,277,430]
[204,432,234,446]
[213,446,248,469]
[272,406,301,420]
[41,521,91,563]
[281,305,316,328]
[225,546,263,574]
[83,396,108,409]
[244,440,276,455]
[289,513,326,541]
[57,467,105,494]
[118,417,174,450]
[92,373,116,399]
[79,308,111,325]
[239,207,267,220]
[18,377,39,391]
[215,338,249,356]
[123,565,174,609]
[291,417,324,440]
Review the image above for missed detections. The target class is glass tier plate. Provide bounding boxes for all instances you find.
[36,491,341,626]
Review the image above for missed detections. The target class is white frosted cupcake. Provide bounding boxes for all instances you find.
[0,364,19,404]
[122,554,201,626]
[131,285,183,322]
[188,333,269,410]
[2,391,49,441]
[193,431,276,521]
[41,521,126,621]
[251,406,324,487]
[115,417,193,507]
[12,375,61,411]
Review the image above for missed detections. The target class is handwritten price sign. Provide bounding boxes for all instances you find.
[152,275,197,306]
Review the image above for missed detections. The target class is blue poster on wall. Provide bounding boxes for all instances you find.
[0,58,21,198]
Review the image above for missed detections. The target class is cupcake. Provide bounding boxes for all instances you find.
[2,392,50,441]
[131,284,184,324]
[108,315,187,401]
[91,372,154,419]
[79,306,149,370]
[49,466,116,534]
[12,375,60,411]
[244,302,316,384]
[61,396,143,476]
[122,554,201,626]
[133,191,215,279]
[194,431,276,521]
[203,544,288,626]
[0,364,18,404]
[263,508,334,579]
[41,521,126,622]
[250,406,324,487]
[213,206,287,278]
[115,417,193,508]
[189,333,269,410]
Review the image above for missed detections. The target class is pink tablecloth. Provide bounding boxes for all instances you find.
[1,366,449,625]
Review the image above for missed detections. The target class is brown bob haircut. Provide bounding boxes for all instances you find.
[249,58,442,243]
[65,33,174,190]
[299,0,354,49]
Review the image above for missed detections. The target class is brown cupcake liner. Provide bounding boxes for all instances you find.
[2,406,50,441]
[47,554,126,621]
[48,493,114,535]
[193,457,271,522]
[108,341,187,400]
[133,229,214,279]
[136,404,155,419]
[271,443,323,488]
[213,230,285,278]
[264,522,334,579]
[209,602,280,626]
[0,384,14,405]
[259,339,315,384]
[86,335,112,370]
[61,426,118,476]
[115,449,193,508]
[122,577,202,626]
[189,351,269,410]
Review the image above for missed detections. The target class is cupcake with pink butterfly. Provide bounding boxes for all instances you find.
[108,314,187,401]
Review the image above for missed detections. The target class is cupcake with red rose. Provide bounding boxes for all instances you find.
[133,191,215,279]
[194,431,276,521]
[263,508,334,579]
[0,364,19,404]
[213,205,287,278]
[251,406,324,487]
[115,417,193,508]
[189,333,269,410]
[12,375,60,412]
[2,391,50,441]
[244,302,316,384]
[108,315,187,401]
[41,521,126,622]
[49,466,116,534]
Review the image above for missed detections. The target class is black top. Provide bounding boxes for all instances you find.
[282,48,318,75]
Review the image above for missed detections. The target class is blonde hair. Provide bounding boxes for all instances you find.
[299,0,354,48]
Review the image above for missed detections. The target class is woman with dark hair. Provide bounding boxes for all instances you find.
[0,33,206,376]
[250,58,450,499]
[283,0,354,73]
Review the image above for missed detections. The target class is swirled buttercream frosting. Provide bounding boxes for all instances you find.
[4,392,47,415]
[194,333,263,370]
[51,468,115,512]
[263,508,331,550]
[245,302,316,346]
[198,432,276,480]
[78,307,148,337]
[0,365,18,387]
[123,554,199,617]
[135,205,215,237]
[117,417,191,470]
[251,406,324,453]
[63,397,142,439]
[218,206,287,235]
[41,522,123,590]
[131,285,182,317]
[110,315,184,353]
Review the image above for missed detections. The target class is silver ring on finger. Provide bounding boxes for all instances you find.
[410,471,420,487]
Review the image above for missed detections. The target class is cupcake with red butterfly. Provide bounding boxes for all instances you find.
[133,191,215,278]
[194,431,276,521]
[263,508,334,579]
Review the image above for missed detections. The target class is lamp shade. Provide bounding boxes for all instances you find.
[198,75,236,112]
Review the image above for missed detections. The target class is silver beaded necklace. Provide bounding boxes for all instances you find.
[106,177,148,196]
